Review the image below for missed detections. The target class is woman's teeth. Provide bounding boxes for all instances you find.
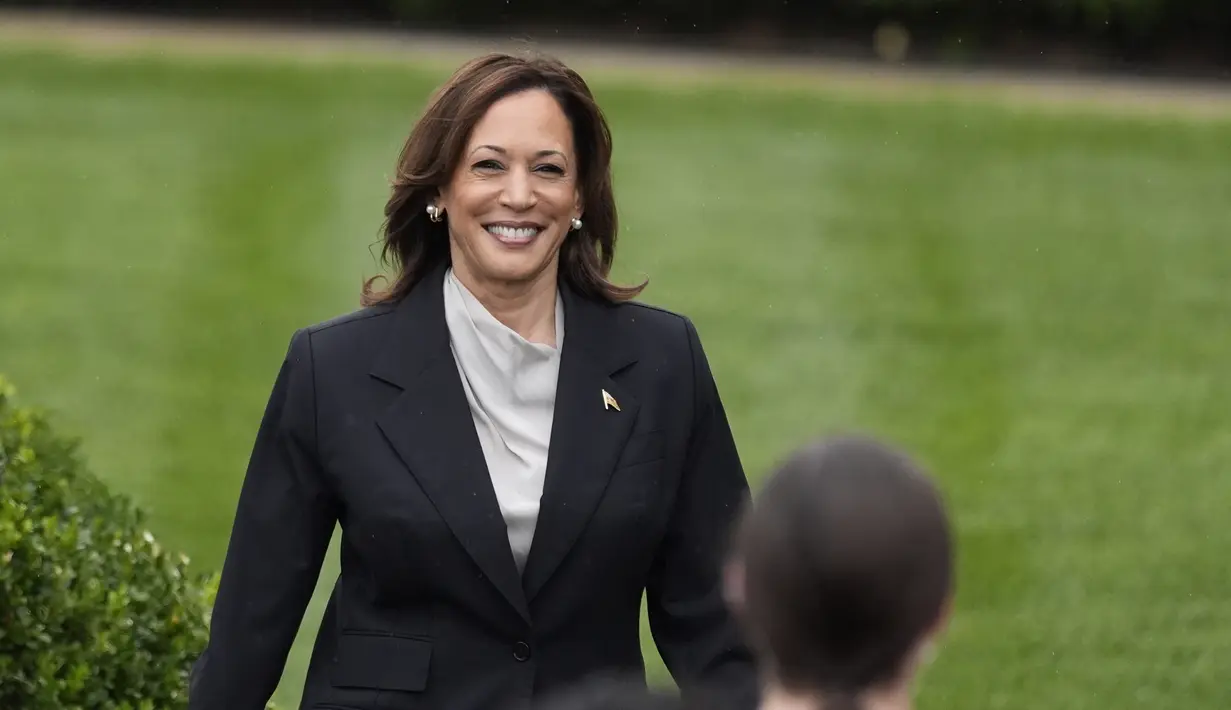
[486,225,540,243]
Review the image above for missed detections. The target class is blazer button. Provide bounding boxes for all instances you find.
[512,641,531,662]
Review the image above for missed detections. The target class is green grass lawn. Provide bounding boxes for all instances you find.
[2,45,1230,710]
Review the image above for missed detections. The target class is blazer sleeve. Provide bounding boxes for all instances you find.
[645,317,760,710]
[189,329,339,710]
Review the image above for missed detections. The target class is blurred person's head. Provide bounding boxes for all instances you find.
[724,435,954,710]
[363,53,645,306]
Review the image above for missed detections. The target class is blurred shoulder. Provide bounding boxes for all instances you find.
[612,298,686,331]
[288,302,399,363]
[304,302,398,337]
[606,299,706,358]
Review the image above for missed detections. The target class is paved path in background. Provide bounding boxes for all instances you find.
[3,8,1231,118]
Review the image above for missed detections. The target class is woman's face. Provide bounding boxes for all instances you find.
[437,88,583,294]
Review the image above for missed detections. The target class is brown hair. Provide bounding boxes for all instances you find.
[729,435,954,709]
[361,52,647,306]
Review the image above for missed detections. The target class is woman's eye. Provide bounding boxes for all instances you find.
[536,164,565,175]
[473,160,502,170]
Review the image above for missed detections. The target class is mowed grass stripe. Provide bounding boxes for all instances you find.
[2,50,1230,710]
[145,93,371,560]
[0,62,220,499]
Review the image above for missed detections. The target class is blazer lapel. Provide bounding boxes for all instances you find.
[370,265,530,624]
[522,286,640,601]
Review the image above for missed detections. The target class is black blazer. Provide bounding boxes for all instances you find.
[189,264,759,710]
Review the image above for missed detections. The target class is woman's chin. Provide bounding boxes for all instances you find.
[474,252,557,286]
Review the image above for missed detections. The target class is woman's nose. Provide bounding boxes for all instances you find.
[499,168,536,210]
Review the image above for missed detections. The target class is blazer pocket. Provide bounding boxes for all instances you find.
[616,429,667,469]
[330,631,432,693]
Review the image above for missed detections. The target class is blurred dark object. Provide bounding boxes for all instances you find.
[1,1,1228,78]
[531,677,688,710]
[531,675,734,710]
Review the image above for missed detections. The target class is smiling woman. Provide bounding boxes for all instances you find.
[433,88,588,345]
[188,53,760,710]
[367,53,644,319]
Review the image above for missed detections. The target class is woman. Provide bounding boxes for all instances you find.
[189,53,758,710]
[723,435,955,710]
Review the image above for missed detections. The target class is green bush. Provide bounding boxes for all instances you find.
[0,375,273,710]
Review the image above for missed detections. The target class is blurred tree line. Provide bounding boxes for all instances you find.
[5,0,1230,72]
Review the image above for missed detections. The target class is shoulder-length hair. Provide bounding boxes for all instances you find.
[361,53,647,306]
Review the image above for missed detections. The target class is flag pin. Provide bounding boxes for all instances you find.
[602,389,621,412]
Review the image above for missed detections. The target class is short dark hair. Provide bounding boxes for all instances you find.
[730,434,954,701]
[363,52,646,306]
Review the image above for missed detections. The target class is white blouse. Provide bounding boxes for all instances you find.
[442,267,564,574]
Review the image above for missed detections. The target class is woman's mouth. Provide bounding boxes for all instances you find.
[485,223,542,246]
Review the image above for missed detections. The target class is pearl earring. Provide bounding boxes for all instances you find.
[426,204,444,223]
[570,217,583,231]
